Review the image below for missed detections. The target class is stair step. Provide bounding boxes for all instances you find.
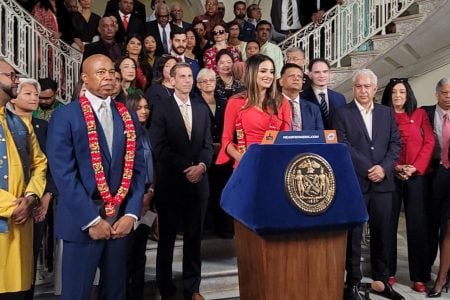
[393,13,425,34]
[416,0,439,15]
[348,51,379,68]
[370,33,403,52]
[330,67,354,89]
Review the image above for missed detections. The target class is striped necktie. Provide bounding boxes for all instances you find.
[287,0,294,27]
[319,92,329,119]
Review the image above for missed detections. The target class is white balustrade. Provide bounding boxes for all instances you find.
[0,0,82,104]
[278,0,415,68]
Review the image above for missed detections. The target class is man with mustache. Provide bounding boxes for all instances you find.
[0,58,47,299]
[170,27,200,81]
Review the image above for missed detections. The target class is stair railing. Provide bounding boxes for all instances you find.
[0,0,82,104]
[278,0,415,68]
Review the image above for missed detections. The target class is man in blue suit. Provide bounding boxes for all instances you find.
[170,27,200,81]
[47,54,146,300]
[301,58,346,129]
[279,63,324,130]
[332,69,403,300]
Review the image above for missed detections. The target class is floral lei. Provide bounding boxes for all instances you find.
[79,96,136,217]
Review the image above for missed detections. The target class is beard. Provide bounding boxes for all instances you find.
[0,81,17,100]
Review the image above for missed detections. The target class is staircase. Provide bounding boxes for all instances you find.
[278,0,450,98]
[0,0,82,104]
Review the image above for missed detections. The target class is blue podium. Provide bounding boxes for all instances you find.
[221,143,368,300]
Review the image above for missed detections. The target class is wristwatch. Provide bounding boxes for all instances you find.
[27,194,40,207]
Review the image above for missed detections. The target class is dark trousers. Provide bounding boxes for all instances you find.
[426,165,450,267]
[126,224,151,300]
[207,163,233,236]
[389,176,430,282]
[61,236,130,300]
[346,190,392,284]
[0,291,29,300]
[155,180,208,300]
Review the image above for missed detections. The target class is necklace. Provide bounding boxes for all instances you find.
[79,97,136,217]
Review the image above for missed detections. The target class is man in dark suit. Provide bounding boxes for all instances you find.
[104,0,146,24]
[421,78,450,275]
[169,28,200,81]
[279,63,324,130]
[146,3,174,56]
[47,54,146,300]
[228,1,255,42]
[83,16,122,62]
[170,2,191,30]
[301,58,346,129]
[332,69,403,300]
[111,0,146,44]
[149,63,213,300]
[270,0,312,33]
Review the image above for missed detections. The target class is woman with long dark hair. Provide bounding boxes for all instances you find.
[124,34,152,91]
[216,54,291,167]
[144,55,177,103]
[381,78,435,293]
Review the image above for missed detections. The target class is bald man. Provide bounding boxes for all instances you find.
[47,54,146,300]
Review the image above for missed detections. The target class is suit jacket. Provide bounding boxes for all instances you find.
[47,100,146,242]
[146,21,175,56]
[113,11,146,44]
[300,99,324,130]
[422,105,436,125]
[301,86,346,129]
[104,0,146,24]
[185,57,200,80]
[332,101,401,193]
[149,95,213,193]
[32,117,58,195]
[82,39,123,62]
[271,0,312,31]
[170,20,191,30]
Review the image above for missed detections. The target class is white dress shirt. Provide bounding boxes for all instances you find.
[354,99,374,140]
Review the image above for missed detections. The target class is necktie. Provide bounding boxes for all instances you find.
[123,15,129,31]
[162,26,168,54]
[442,114,450,168]
[287,0,294,27]
[319,92,329,119]
[99,102,113,155]
[180,103,191,139]
[289,100,302,131]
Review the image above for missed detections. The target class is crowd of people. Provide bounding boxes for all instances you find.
[0,0,449,300]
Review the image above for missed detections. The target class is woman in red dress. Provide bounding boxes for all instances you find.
[216,54,291,168]
[381,78,435,293]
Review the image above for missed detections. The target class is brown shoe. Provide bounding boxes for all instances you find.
[192,292,205,300]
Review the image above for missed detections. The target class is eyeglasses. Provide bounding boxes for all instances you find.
[390,78,408,83]
[198,79,215,84]
[286,57,305,63]
[157,14,170,18]
[0,72,18,81]
[213,30,225,36]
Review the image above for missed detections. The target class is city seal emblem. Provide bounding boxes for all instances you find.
[284,153,336,215]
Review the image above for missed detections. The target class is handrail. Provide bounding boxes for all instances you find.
[0,0,82,104]
[278,0,416,68]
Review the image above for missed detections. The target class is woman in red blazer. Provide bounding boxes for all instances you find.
[381,78,435,293]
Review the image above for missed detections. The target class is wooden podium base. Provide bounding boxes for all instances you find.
[234,220,347,300]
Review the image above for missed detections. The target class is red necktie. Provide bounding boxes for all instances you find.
[123,15,129,31]
[442,113,450,168]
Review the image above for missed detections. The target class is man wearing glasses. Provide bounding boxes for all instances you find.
[285,47,311,91]
[0,58,47,299]
[146,3,174,56]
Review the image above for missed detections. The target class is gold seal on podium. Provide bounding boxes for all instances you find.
[284,153,336,215]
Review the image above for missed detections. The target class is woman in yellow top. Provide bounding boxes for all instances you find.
[0,69,47,297]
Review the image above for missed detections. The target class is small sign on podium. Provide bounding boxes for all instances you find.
[262,130,338,145]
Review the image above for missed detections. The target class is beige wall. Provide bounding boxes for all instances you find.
[410,63,450,106]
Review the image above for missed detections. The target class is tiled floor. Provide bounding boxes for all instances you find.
[34,214,449,299]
